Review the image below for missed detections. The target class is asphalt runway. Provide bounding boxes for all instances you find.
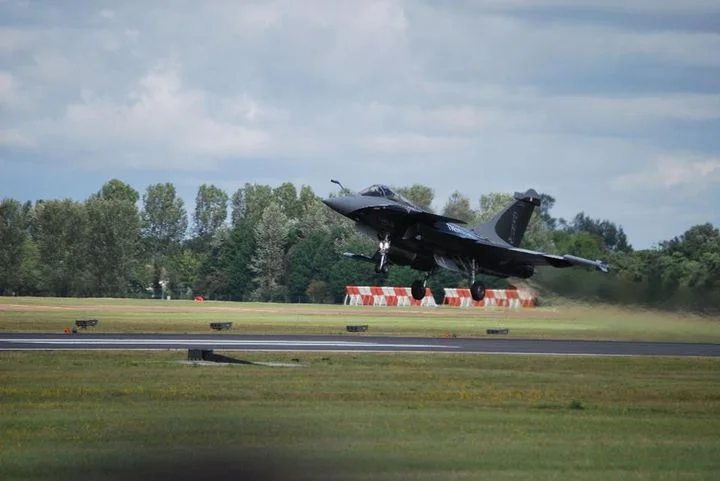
[1,333,719,357]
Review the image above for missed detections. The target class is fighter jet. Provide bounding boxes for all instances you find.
[322,180,608,302]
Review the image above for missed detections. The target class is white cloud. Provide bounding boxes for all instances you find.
[0,129,34,147]
[50,65,272,168]
[361,132,475,154]
[0,27,32,52]
[551,94,720,123]
[613,157,720,190]
[0,0,718,247]
[0,71,16,101]
[0,71,37,112]
[98,9,115,20]
[459,0,720,14]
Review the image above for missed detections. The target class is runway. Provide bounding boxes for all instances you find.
[1,333,719,357]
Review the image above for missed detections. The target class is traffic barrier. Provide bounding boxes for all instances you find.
[344,286,438,307]
[442,288,536,308]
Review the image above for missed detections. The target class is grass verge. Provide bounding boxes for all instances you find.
[1,351,719,480]
[1,297,719,342]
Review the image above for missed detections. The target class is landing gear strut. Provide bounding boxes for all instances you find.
[411,272,431,301]
[375,235,390,274]
[469,259,486,302]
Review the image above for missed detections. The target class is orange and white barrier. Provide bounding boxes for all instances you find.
[344,286,438,307]
[442,288,536,308]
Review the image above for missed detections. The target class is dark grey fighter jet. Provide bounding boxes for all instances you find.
[323,180,609,302]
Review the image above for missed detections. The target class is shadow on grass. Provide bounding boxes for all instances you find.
[57,447,349,481]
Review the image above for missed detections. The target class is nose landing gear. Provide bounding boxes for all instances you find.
[375,236,390,274]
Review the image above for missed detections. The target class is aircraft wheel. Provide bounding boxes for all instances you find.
[470,281,486,302]
[411,280,425,300]
[375,262,389,274]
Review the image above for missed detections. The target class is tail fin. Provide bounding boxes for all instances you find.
[474,189,541,247]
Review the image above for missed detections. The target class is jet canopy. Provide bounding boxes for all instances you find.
[358,184,420,209]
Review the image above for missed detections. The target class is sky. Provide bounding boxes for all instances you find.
[1,0,719,249]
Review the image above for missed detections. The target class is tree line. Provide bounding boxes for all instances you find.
[0,179,718,313]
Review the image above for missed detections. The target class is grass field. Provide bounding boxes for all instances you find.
[1,298,719,480]
[1,350,719,480]
[1,296,719,342]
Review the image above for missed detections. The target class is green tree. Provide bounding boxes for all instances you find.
[273,182,301,219]
[306,280,331,303]
[168,249,203,298]
[298,185,317,218]
[298,196,349,237]
[442,191,475,223]
[85,182,142,296]
[553,230,605,260]
[16,237,41,294]
[567,212,632,252]
[231,183,273,227]
[386,266,419,288]
[141,183,188,297]
[396,184,434,211]
[193,228,230,299]
[193,184,228,240]
[538,194,557,230]
[221,222,256,301]
[91,178,140,204]
[141,183,188,253]
[33,199,90,296]
[0,199,29,293]
[287,230,336,301]
[250,201,294,301]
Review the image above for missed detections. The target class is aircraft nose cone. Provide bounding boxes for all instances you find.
[322,197,353,216]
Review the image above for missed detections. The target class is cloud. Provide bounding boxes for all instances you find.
[613,157,720,190]
[0,0,718,247]
[47,65,274,169]
[482,0,720,13]
[361,132,475,154]
[0,128,34,147]
[98,9,115,21]
[0,71,17,102]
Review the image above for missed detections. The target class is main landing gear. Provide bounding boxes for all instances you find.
[470,280,486,302]
[410,272,431,301]
[469,259,486,302]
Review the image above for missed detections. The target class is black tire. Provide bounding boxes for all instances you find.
[470,281,486,301]
[411,280,425,300]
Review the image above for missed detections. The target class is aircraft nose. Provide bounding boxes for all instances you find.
[322,197,353,216]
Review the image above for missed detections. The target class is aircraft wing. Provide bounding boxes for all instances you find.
[475,242,609,272]
[342,252,379,263]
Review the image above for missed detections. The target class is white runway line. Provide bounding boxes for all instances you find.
[0,337,459,349]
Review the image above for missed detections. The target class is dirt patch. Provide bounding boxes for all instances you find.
[0,303,79,312]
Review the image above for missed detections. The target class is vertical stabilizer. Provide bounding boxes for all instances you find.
[474,189,541,247]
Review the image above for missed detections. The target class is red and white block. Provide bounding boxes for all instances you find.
[442,288,536,308]
[344,286,438,307]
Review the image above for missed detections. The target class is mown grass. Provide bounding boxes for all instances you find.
[1,351,719,480]
[1,296,719,342]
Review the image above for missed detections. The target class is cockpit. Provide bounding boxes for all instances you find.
[358,184,419,209]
